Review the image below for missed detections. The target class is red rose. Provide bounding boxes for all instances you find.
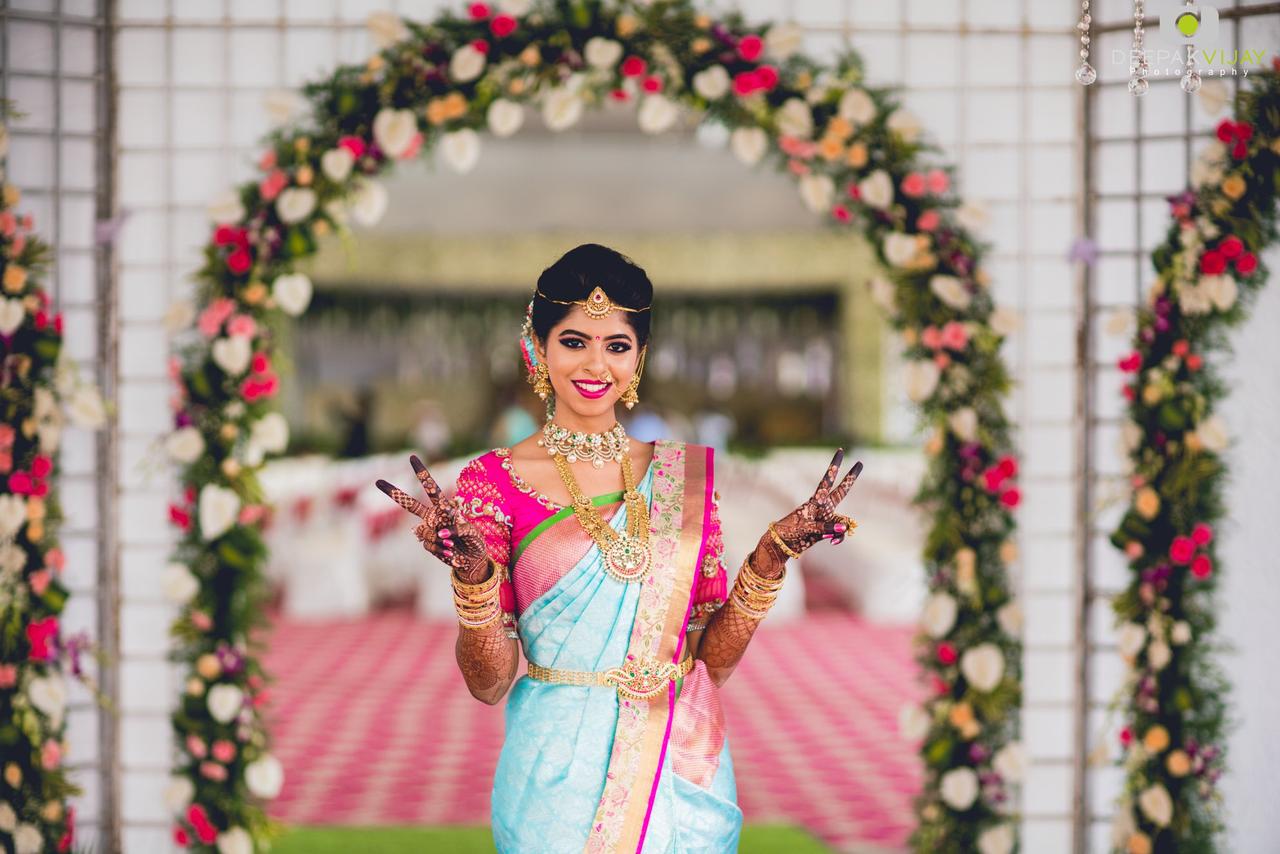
[937,642,958,665]
[34,311,48,330]
[1218,235,1243,258]
[609,88,630,102]
[1231,139,1248,160]
[31,480,48,498]
[642,75,663,93]
[32,455,52,478]
[999,488,1021,508]
[1215,119,1234,142]
[1191,522,1214,545]
[1236,251,1257,275]
[1186,354,1203,372]
[186,805,217,845]
[755,65,779,90]
[1172,339,1189,357]
[169,505,191,530]
[1119,726,1133,747]
[1122,385,1136,402]
[490,14,517,38]
[1118,352,1142,373]
[832,205,851,223]
[26,616,58,661]
[54,314,63,335]
[226,246,252,275]
[846,182,861,200]
[8,471,32,494]
[251,352,271,374]
[58,805,74,853]
[1191,554,1213,579]
[338,135,366,158]
[173,827,191,847]
[737,34,764,62]
[1199,249,1226,275]
[997,456,1018,478]
[468,2,491,19]
[620,56,647,77]
[213,225,241,246]
[1170,535,1196,564]
[732,70,761,96]
[470,38,489,55]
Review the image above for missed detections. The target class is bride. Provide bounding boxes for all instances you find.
[377,243,861,853]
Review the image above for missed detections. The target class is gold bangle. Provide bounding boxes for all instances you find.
[767,523,803,561]
[451,560,502,595]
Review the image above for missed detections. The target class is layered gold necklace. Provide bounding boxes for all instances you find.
[551,441,652,584]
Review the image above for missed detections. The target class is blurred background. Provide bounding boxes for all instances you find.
[3,0,1279,852]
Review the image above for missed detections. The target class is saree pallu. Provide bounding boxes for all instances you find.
[491,441,742,854]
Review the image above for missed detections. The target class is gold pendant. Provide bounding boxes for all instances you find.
[602,533,652,584]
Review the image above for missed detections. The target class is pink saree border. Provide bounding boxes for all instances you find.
[584,441,710,854]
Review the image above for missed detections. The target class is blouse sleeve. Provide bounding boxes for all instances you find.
[689,487,728,631]
[450,454,518,638]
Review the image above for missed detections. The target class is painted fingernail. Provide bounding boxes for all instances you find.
[443,549,453,558]
[834,523,847,532]
[438,528,451,537]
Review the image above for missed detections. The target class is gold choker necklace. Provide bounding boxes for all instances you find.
[538,421,630,469]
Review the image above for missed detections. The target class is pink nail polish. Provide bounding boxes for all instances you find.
[834,523,846,532]
[438,528,451,537]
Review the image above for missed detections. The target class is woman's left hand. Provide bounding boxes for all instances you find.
[767,448,863,557]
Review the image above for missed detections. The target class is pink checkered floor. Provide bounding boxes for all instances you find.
[261,607,922,852]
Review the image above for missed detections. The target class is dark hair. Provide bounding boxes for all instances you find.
[531,243,653,347]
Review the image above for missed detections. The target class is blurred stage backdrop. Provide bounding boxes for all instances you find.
[2,1,1280,854]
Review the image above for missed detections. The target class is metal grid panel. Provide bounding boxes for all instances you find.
[1081,3,1280,850]
[0,0,115,849]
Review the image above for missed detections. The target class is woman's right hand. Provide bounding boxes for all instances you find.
[376,454,491,582]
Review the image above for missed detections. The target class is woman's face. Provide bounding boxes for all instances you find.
[537,306,642,423]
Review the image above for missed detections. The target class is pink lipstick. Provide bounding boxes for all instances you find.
[571,379,612,399]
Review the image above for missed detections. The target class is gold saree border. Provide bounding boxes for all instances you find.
[585,441,708,854]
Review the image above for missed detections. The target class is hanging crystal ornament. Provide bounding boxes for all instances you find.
[1179,1,1202,93]
[1075,0,1097,85]
[1129,0,1150,95]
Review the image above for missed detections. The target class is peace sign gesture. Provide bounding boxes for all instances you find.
[375,455,490,579]
[767,449,863,559]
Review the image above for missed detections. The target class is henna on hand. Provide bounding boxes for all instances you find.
[376,454,518,703]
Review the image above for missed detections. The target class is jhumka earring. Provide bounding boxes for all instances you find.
[620,349,646,410]
[532,362,552,401]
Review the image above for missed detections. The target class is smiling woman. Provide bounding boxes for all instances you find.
[374,242,862,852]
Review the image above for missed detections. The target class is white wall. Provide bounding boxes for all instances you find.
[108,0,1082,850]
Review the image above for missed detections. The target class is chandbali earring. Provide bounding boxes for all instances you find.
[620,348,647,410]
[532,362,552,401]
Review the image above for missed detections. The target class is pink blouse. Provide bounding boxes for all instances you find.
[447,446,729,636]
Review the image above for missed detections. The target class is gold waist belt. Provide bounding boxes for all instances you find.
[526,654,695,701]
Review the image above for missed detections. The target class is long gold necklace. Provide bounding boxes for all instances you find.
[551,450,652,584]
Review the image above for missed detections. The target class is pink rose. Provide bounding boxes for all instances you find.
[1191,522,1213,546]
[926,169,950,194]
[1191,554,1213,579]
[211,740,237,763]
[41,739,63,770]
[921,326,943,350]
[0,211,15,236]
[258,149,277,171]
[259,170,288,202]
[199,761,228,782]
[190,611,213,631]
[338,135,366,158]
[916,209,940,231]
[901,172,926,198]
[0,664,16,688]
[186,735,208,759]
[198,298,237,338]
[11,233,25,256]
[941,321,969,351]
[29,569,51,596]
[226,314,257,339]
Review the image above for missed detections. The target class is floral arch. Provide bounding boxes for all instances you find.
[161,2,1022,851]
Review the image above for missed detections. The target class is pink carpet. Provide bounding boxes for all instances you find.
[261,608,922,852]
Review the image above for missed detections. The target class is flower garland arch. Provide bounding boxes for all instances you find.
[163,2,1023,851]
[0,117,108,854]
[1106,65,1280,853]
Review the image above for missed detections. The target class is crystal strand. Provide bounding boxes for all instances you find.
[1129,0,1150,95]
[1180,0,1202,92]
[1075,0,1096,85]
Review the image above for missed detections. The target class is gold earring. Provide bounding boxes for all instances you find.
[621,349,646,410]
[532,362,552,401]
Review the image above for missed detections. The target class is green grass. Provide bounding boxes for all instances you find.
[271,825,833,853]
